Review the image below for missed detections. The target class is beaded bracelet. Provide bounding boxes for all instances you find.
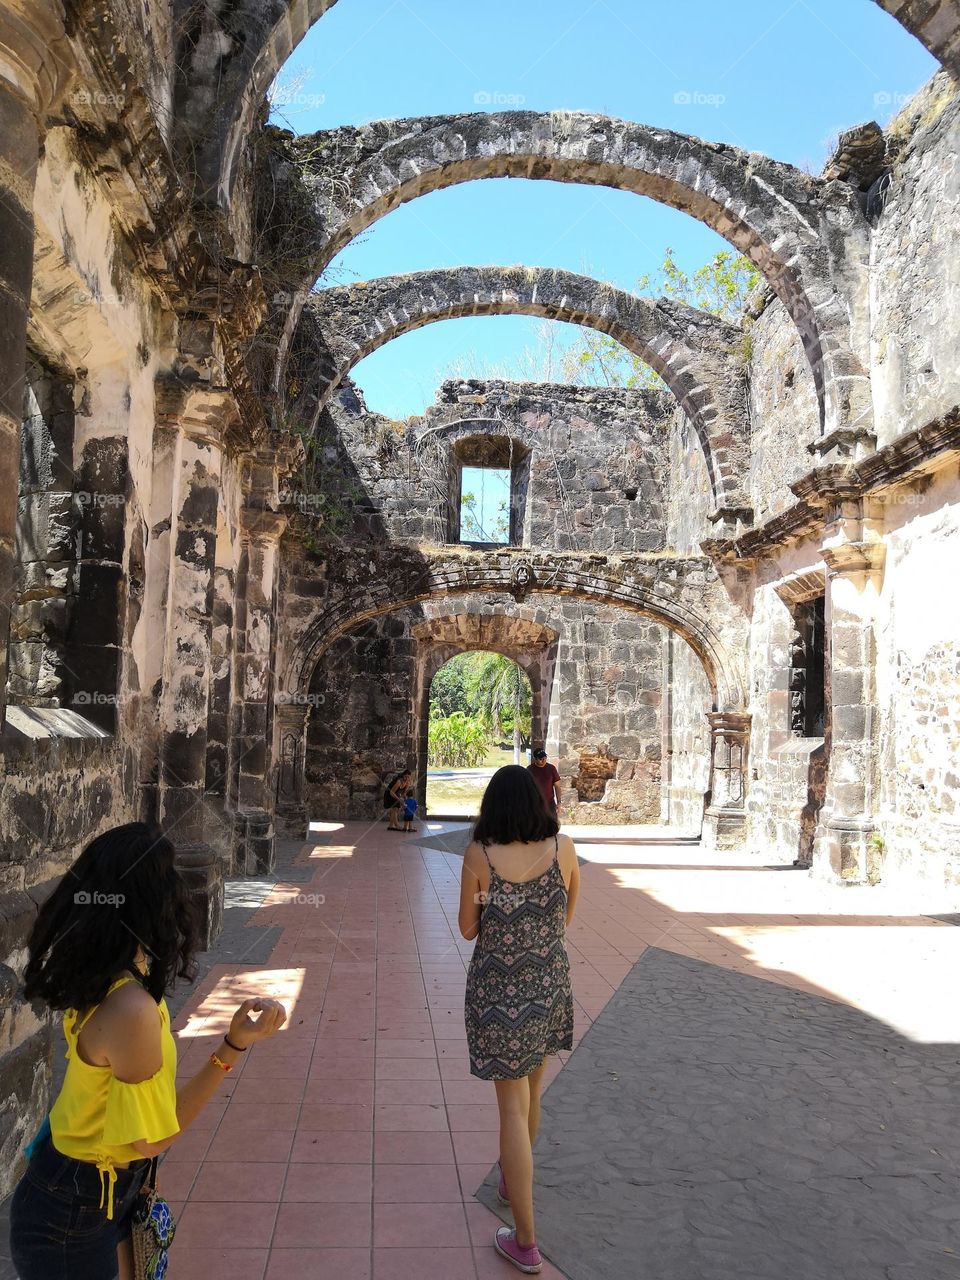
[209,1051,233,1073]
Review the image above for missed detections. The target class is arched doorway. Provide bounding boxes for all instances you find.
[425,650,534,817]
[280,578,742,841]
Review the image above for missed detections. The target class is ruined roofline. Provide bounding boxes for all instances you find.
[429,378,675,412]
[329,377,675,432]
[883,68,960,157]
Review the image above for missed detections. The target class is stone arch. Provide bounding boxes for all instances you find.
[871,0,960,75]
[411,614,560,809]
[282,554,746,713]
[298,266,751,515]
[173,0,341,205]
[181,3,955,207]
[275,113,871,441]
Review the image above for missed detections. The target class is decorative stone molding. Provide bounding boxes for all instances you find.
[702,711,752,851]
[774,569,826,606]
[283,549,749,713]
[807,425,878,465]
[707,506,755,539]
[0,1,74,118]
[239,508,287,545]
[822,542,886,581]
[703,406,960,565]
[510,562,537,603]
[154,375,240,447]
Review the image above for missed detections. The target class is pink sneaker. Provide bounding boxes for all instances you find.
[495,1227,542,1274]
[497,1161,510,1205]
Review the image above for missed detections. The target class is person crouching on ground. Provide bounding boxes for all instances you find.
[9,822,287,1280]
[458,766,580,1273]
[383,769,412,830]
[402,788,418,832]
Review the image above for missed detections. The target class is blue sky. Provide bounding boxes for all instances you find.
[270,0,936,417]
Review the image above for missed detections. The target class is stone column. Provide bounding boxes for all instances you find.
[233,502,287,874]
[153,381,234,944]
[701,711,751,851]
[813,537,885,882]
[274,702,311,837]
[0,2,72,729]
[0,6,73,1194]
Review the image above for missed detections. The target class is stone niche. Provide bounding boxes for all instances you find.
[572,744,619,800]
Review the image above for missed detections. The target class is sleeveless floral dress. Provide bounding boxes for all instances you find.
[464,837,574,1080]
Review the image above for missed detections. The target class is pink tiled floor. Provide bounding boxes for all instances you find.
[165,821,959,1278]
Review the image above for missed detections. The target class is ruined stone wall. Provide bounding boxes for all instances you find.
[541,600,664,824]
[746,296,822,523]
[661,406,714,830]
[870,74,960,448]
[312,380,673,553]
[0,41,276,1192]
[661,631,713,832]
[304,610,417,819]
[295,585,668,823]
[281,379,722,825]
[665,404,712,554]
[733,73,960,876]
[874,464,960,884]
[0,106,179,1194]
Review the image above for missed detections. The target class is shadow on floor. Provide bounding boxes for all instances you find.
[477,946,960,1280]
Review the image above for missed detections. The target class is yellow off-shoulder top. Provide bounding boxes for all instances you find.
[48,974,179,1218]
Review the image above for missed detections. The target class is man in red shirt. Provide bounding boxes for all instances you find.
[528,747,561,818]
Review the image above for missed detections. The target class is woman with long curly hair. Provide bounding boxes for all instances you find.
[459,765,580,1274]
[9,822,287,1280]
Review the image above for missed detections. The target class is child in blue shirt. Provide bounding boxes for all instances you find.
[402,790,418,833]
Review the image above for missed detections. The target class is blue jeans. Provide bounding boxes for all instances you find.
[9,1134,149,1280]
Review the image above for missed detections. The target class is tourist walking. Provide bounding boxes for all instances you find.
[383,768,412,830]
[528,747,562,818]
[459,766,580,1273]
[9,822,287,1280]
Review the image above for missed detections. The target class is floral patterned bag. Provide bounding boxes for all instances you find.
[131,1158,176,1280]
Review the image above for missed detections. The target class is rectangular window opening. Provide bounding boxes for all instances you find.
[459,465,511,546]
[790,594,826,738]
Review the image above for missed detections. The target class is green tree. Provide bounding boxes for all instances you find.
[468,656,532,764]
[561,247,760,390]
[430,658,471,717]
[461,492,510,543]
[428,712,491,768]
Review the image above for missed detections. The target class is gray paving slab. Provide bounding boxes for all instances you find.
[476,947,960,1280]
[415,823,473,856]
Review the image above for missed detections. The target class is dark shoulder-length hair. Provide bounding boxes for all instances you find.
[24,822,200,1011]
[473,765,560,847]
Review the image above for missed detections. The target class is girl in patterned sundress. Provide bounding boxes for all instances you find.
[459,765,580,1275]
